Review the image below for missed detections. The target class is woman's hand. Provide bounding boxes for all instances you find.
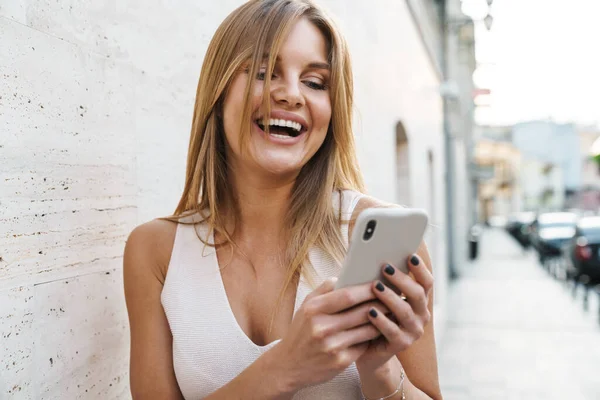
[267,277,388,394]
[355,253,434,379]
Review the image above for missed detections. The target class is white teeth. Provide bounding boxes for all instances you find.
[270,133,294,140]
[263,118,302,132]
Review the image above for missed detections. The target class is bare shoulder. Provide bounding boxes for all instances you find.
[350,196,432,271]
[124,218,184,399]
[353,195,397,215]
[124,218,178,284]
[348,195,396,239]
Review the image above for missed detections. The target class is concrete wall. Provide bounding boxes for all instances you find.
[0,1,446,398]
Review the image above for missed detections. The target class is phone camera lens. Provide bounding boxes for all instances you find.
[363,220,377,241]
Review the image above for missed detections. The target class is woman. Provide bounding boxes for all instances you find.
[123,0,443,399]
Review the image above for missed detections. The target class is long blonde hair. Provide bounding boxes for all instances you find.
[170,0,364,313]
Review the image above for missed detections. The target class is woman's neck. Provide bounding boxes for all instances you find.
[225,166,297,246]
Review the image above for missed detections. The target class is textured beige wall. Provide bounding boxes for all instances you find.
[0,1,446,398]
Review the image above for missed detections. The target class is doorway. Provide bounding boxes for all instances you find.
[395,121,410,206]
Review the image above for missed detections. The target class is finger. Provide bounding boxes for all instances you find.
[325,300,390,332]
[346,341,370,363]
[367,307,414,353]
[406,254,434,297]
[372,280,422,334]
[305,277,338,302]
[381,264,429,315]
[312,282,377,314]
[325,322,381,352]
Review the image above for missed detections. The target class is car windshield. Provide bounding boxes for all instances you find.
[540,222,575,229]
[537,213,577,228]
[580,227,600,242]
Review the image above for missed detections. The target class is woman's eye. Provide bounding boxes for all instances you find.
[304,80,327,91]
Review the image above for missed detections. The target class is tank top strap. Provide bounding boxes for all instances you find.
[162,213,216,289]
[335,189,367,246]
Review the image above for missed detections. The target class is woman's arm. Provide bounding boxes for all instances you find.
[124,220,184,399]
[350,197,443,399]
[123,220,296,400]
[357,242,442,400]
[396,241,443,399]
[202,350,295,400]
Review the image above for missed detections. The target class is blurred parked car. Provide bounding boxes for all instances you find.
[505,211,536,250]
[562,216,600,284]
[530,212,578,264]
[488,215,508,228]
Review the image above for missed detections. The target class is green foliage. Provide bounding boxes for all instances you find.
[592,153,600,172]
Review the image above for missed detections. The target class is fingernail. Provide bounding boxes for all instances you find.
[410,255,420,266]
[369,308,378,318]
[375,282,385,292]
[384,264,395,275]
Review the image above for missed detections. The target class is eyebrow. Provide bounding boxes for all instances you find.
[261,54,330,71]
[307,62,331,70]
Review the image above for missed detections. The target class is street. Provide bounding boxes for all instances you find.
[438,227,600,399]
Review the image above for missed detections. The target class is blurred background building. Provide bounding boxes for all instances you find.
[474,121,600,220]
[473,125,521,221]
[465,0,600,223]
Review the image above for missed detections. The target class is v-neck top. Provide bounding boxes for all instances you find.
[161,190,365,399]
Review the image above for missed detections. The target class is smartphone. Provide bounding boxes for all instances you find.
[335,207,429,292]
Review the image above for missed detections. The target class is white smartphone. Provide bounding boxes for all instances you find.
[335,207,429,292]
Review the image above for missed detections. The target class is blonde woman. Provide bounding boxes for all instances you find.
[124,0,443,399]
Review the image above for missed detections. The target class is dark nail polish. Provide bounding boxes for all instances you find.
[375,282,385,292]
[384,264,395,275]
[410,255,420,266]
[369,308,378,318]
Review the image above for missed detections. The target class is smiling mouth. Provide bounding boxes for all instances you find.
[256,119,305,138]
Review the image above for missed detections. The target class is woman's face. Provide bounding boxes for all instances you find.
[222,17,332,180]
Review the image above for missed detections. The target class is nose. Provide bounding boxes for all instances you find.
[272,78,304,108]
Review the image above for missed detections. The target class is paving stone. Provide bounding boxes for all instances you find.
[439,228,600,400]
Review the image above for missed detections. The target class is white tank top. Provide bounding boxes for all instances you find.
[161,190,366,399]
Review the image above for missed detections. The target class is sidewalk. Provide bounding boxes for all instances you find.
[438,228,600,400]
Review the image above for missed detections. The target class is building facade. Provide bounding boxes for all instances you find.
[0,1,459,396]
[403,0,478,276]
[512,121,582,192]
[474,134,522,221]
[474,122,599,217]
[443,0,478,275]
[573,127,600,212]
